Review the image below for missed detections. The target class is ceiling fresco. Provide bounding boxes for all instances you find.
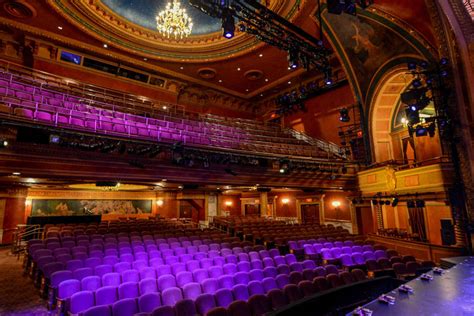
[101,0,222,35]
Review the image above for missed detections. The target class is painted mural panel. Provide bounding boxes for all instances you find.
[31,199,152,216]
[323,11,418,100]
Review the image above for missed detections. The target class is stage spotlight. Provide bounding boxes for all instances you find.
[405,108,420,125]
[407,62,417,70]
[420,61,429,69]
[372,200,378,205]
[440,57,449,65]
[407,200,415,208]
[288,48,299,69]
[391,197,399,207]
[385,200,391,206]
[415,125,428,137]
[325,70,333,85]
[411,79,422,88]
[222,9,235,39]
[339,108,350,122]
[440,70,448,77]
[0,139,8,148]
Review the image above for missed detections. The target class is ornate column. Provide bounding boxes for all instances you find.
[260,192,268,217]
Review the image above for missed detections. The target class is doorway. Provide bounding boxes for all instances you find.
[355,206,375,235]
[300,203,320,224]
[245,204,260,216]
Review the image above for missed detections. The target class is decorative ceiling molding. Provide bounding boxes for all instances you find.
[46,0,304,62]
[2,0,37,19]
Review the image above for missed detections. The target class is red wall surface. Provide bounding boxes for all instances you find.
[283,84,355,145]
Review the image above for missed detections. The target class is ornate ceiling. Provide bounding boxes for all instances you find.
[0,0,438,104]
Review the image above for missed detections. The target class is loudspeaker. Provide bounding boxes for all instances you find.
[327,0,346,14]
[440,219,455,246]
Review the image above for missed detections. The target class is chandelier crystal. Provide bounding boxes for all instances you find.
[156,0,193,39]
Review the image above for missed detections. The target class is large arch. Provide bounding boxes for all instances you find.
[368,65,412,163]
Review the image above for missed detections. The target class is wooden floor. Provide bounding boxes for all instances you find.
[0,247,50,315]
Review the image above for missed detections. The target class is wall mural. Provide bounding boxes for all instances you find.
[31,199,152,216]
[323,11,419,102]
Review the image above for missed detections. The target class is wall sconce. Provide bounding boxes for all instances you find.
[156,199,164,206]
[225,201,233,206]
[332,200,341,208]
[282,198,290,204]
[25,199,32,206]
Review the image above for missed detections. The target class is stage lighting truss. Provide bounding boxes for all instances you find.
[189,0,332,73]
[402,58,451,138]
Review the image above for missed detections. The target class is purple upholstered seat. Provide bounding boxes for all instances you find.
[209,266,223,279]
[232,284,250,301]
[139,292,161,313]
[70,290,94,314]
[193,268,209,283]
[122,269,140,283]
[195,294,216,315]
[275,274,290,289]
[267,289,288,309]
[152,305,175,316]
[218,275,234,289]
[215,288,234,308]
[118,281,139,299]
[234,271,250,285]
[161,287,183,306]
[263,267,277,279]
[183,282,202,300]
[284,284,303,302]
[158,275,177,292]
[248,294,271,316]
[248,280,265,296]
[201,278,219,294]
[176,271,193,288]
[95,285,118,305]
[112,298,138,316]
[140,278,158,295]
[83,305,111,316]
[236,261,251,272]
[81,276,101,291]
[175,299,197,316]
[325,264,338,275]
[298,280,316,297]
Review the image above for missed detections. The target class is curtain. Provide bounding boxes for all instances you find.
[408,206,427,241]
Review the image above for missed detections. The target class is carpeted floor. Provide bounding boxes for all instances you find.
[0,247,51,316]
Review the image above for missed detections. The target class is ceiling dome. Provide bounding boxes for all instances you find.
[101,0,222,35]
[47,0,302,62]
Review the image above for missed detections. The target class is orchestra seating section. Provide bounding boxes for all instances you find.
[0,63,343,159]
[23,218,435,316]
[212,216,357,245]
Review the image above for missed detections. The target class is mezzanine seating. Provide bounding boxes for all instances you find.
[0,63,344,159]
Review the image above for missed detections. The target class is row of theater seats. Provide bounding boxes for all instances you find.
[68,268,368,316]
[24,221,377,316]
[0,69,330,158]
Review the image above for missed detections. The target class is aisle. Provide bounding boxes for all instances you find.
[0,248,50,316]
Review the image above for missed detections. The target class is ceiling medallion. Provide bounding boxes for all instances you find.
[2,0,37,18]
[156,0,193,39]
[198,68,217,79]
[244,70,263,81]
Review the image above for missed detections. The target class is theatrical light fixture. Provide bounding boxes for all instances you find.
[391,197,399,207]
[190,0,331,73]
[339,108,350,122]
[222,8,235,39]
[288,48,299,69]
[372,200,378,205]
[0,140,8,148]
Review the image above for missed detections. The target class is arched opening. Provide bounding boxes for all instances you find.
[369,67,412,163]
[369,66,444,164]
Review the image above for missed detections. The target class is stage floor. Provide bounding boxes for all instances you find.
[349,256,474,316]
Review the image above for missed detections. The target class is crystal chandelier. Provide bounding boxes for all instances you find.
[156,0,193,39]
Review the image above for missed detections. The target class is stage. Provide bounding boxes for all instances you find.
[350,256,474,316]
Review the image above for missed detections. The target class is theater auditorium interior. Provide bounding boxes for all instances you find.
[0,0,473,315]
